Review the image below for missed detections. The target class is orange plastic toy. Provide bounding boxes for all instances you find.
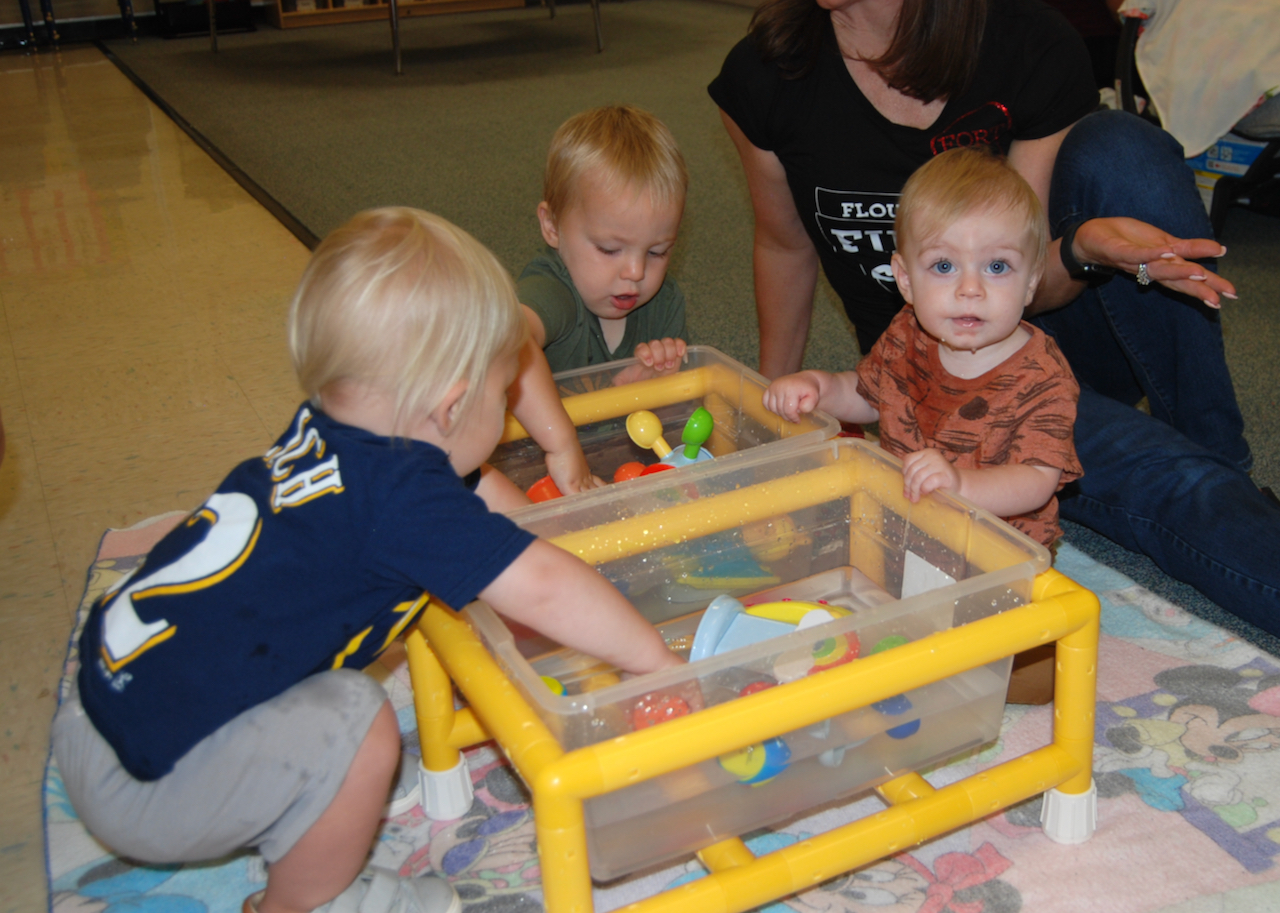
[527,476,563,503]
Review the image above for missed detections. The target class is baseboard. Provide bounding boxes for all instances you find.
[0,1,273,50]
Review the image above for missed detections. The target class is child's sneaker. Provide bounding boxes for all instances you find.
[243,867,460,913]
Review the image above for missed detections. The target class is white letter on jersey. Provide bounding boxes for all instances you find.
[271,455,343,512]
[100,492,262,673]
[264,407,326,481]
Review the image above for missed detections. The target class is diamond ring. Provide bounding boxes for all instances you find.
[1136,263,1152,286]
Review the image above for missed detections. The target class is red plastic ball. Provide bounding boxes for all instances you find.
[630,694,690,730]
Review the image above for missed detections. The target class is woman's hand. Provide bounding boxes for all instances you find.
[1073,217,1237,308]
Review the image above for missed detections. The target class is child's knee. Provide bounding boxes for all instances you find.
[364,701,402,772]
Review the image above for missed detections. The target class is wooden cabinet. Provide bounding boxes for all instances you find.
[266,0,525,30]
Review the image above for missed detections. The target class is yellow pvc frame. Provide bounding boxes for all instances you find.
[403,444,1099,913]
[498,363,822,450]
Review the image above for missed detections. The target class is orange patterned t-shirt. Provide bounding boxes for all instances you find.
[855,307,1083,546]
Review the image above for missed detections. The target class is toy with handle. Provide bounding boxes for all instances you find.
[681,407,714,460]
[626,410,673,458]
[628,408,715,468]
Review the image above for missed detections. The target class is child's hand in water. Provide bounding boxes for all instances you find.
[901,448,960,502]
[545,445,605,495]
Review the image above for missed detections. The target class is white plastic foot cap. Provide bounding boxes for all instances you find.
[421,756,474,821]
[1040,779,1097,844]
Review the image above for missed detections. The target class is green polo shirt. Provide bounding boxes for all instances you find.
[517,247,687,374]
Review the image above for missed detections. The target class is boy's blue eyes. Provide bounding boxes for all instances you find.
[928,259,1012,275]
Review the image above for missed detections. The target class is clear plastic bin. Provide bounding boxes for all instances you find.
[490,346,841,494]
[464,437,1050,879]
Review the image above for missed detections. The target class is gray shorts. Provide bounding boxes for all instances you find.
[52,669,388,864]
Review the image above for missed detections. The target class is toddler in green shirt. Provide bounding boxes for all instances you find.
[518,105,689,381]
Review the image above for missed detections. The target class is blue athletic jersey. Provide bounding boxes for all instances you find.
[78,404,536,781]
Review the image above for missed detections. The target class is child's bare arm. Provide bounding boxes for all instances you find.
[473,464,533,513]
[763,370,879,425]
[510,308,604,494]
[901,449,1062,515]
[480,539,684,675]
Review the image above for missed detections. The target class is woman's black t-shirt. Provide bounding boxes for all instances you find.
[709,0,1097,350]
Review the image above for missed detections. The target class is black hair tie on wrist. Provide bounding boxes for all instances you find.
[1059,220,1117,284]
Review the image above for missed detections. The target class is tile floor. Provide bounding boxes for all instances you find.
[0,44,310,912]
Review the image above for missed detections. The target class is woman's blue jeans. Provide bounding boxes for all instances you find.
[1032,110,1280,635]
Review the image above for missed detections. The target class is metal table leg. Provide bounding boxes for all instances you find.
[18,0,38,51]
[589,0,601,52]
[389,0,402,75]
[117,0,137,41]
[37,0,60,47]
[208,0,219,52]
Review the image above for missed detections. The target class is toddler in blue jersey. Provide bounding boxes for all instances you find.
[51,208,683,913]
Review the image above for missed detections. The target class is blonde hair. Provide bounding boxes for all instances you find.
[288,208,525,432]
[895,146,1048,269]
[543,105,689,219]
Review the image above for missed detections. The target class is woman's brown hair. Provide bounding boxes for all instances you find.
[749,0,990,102]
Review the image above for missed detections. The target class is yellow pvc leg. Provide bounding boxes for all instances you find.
[1041,571,1100,796]
[534,789,595,913]
[1039,570,1100,843]
[876,772,935,805]
[406,624,479,820]
[698,838,756,872]
[406,627,462,773]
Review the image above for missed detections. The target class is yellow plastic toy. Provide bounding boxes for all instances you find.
[626,409,673,458]
[743,600,850,623]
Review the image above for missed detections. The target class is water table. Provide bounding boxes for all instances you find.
[405,437,1099,913]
